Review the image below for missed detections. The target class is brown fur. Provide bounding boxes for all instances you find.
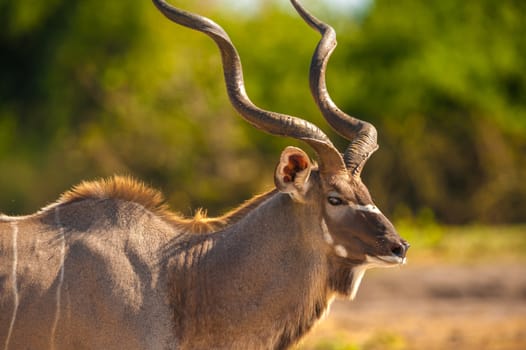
[53,175,276,234]
[0,164,406,350]
[58,176,167,213]
[0,0,410,346]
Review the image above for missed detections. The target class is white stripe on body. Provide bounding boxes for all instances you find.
[50,207,66,350]
[3,222,19,350]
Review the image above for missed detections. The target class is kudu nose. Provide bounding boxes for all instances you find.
[390,241,410,258]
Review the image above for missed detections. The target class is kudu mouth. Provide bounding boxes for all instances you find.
[341,206,410,266]
[345,238,409,300]
[370,239,410,266]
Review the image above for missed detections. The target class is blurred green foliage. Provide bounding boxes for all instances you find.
[0,0,525,224]
[402,224,526,263]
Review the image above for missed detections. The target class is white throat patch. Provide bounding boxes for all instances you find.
[349,255,406,300]
[349,264,368,300]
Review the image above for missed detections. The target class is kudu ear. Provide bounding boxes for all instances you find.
[274,146,312,200]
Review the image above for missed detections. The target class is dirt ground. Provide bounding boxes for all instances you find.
[300,262,526,350]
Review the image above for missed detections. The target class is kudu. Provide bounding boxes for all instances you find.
[0,0,409,349]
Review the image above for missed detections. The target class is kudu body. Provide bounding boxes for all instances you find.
[0,1,408,349]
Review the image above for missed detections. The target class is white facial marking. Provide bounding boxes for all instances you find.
[50,207,66,350]
[321,219,334,245]
[334,245,348,258]
[4,222,19,350]
[321,218,350,259]
[354,204,382,215]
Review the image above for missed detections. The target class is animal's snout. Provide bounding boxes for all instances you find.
[390,241,410,259]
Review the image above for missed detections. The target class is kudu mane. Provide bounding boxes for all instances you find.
[45,175,276,234]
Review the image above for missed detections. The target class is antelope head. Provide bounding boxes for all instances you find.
[153,0,409,299]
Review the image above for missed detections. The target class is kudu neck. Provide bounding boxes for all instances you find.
[167,189,333,348]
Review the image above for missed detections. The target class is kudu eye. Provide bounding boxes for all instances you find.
[327,196,345,206]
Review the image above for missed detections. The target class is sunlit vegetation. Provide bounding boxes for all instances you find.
[1,0,525,226]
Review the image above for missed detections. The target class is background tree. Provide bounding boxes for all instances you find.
[1,0,524,224]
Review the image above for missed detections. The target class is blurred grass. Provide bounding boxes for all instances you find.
[298,330,407,350]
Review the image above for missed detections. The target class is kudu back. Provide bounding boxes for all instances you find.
[0,1,408,349]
